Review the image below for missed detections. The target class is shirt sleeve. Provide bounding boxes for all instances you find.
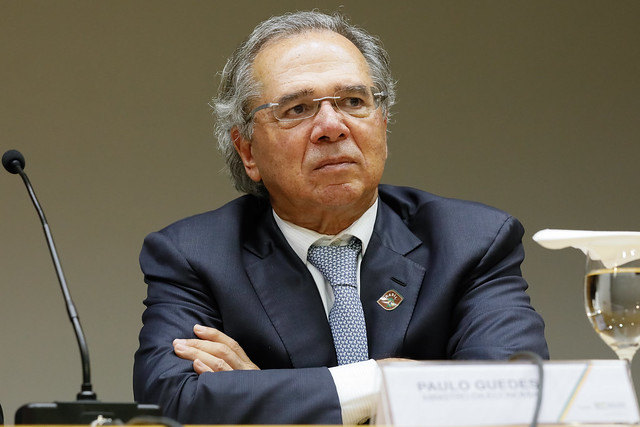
[329,359,381,424]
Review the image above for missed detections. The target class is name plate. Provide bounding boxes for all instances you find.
[373,360,639,426]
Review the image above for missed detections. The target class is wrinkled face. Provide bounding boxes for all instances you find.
[233,30,388,228]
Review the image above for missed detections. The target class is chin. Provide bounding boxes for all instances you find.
[313,182,374,207]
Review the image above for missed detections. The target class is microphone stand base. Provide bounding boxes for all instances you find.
[15,401,162,424]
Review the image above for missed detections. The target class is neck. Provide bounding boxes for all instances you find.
[272,195,377,235]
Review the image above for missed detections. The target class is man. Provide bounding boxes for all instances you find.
[133,11,548,425]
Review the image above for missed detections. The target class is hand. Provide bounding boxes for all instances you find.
[173,324,260,374]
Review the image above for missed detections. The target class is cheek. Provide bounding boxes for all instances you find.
[359,127,388,163]
[252,133,307,180]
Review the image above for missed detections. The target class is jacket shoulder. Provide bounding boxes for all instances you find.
[156,195,268,236]
[378,184,523,242]
[142,195,271,258]
[378,184,514,220]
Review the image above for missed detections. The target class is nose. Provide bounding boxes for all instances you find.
[309,100,350,144]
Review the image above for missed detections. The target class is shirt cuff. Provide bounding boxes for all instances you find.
[329,359,381,424]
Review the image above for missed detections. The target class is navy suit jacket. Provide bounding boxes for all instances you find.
[133,185,548,424]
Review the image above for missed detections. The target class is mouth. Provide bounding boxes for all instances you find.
[314,157,356,171]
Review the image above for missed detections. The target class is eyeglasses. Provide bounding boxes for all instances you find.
[246,86,387,124]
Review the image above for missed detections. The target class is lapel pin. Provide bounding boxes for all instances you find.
[377,289,404,311]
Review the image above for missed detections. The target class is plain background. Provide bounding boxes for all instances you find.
[1,0,639,422]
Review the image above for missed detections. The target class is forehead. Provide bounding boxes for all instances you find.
[252,30,373,100]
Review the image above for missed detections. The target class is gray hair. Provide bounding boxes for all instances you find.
[211,10,396,196]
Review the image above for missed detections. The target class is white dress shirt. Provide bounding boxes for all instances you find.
[273,200,381,424]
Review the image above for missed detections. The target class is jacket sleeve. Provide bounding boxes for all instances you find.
[447,215,549,360]
[133,230,342,424]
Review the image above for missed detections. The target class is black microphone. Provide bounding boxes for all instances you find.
[3,149,162,424]
[3,149,96,401]
[2,149,25,174]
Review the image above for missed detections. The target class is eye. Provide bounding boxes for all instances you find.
[344,97,365,108]
[337,95,369,114]
[277,102,314,120]
[291,104,307,115]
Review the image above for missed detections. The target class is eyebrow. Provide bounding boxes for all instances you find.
[276,89,315,105]
[335,84,368,94]
[274,84,370,105]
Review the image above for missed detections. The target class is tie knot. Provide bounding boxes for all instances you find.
[307,237,362,287]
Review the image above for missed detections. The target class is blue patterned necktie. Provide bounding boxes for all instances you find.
[307,237,369,365]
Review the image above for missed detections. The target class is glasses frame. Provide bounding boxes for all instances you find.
[245,87,387,123]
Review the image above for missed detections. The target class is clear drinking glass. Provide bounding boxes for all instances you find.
[585,252,640,363]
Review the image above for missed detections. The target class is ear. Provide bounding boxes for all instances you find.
[232,127,262,182]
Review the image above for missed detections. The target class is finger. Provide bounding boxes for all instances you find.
[194,357,227,374]
[193,358,213,374]
[173,341,233,372]
[174,337,247,369]
[174,335,259,371]
[173,340,199,361]
[192,325,249,357]
[192,325,259,370]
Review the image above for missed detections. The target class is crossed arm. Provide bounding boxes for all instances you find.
[172,323,403,425]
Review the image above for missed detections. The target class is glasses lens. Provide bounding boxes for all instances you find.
[335,88,376,118]
[273,98,318,122]
[271,87,382,123]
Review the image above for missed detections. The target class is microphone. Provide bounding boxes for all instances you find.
[2,149,25,173]
[3,149,161,424]
[3,149,96,401]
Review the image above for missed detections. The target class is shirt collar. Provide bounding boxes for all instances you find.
[273,199,378,264]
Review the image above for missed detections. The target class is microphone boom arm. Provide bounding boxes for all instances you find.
[13,162,96,400]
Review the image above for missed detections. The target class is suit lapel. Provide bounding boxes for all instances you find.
[361,201,427,359]
[243,209,337,368]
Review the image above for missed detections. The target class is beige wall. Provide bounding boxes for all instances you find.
[1,0,639,422]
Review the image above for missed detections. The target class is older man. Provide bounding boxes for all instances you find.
[133,11,548,425]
